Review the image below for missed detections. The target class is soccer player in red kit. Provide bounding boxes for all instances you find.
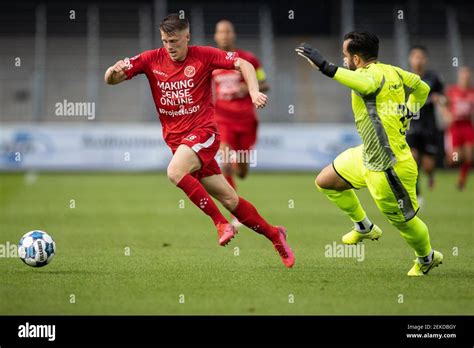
[104,14,294,267]
[212,20,269,229]
[443,66,474,190]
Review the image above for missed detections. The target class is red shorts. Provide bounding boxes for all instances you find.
[445,121,474,150]
[218,120,258,151]
[165,127,221,180]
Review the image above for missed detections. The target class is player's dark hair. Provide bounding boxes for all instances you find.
[160,13,189,35]
[343,31,379,61]
[409,45,428,55]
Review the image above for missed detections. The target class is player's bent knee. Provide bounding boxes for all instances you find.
[167,165,186,185]
[315,174,330,191]
[388,218,404,228]
[220,192,239,211]
[387,214,412,228]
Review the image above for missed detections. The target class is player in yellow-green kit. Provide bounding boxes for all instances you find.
[296,31,443,276]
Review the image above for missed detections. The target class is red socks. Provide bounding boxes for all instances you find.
[231,197,279,241]
[176,174,228,226]
[177,175,278,241]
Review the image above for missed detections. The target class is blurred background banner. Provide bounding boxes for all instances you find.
[0,124,169,170]
[0,124,360,170]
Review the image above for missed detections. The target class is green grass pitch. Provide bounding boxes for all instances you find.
[0,171,472,315]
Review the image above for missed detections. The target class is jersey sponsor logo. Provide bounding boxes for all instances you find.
[453,99,472,116]
[157,79,195,106]
[185,134,197,141]
[123,57,132,70]
[184,65,196,78]
[153,69,168,77]
[158,105,200,117]
[225,52,236,60]
[213,70,244,100]
[388,82,402,91]
[157,79,194,90]
[213,71,240,83]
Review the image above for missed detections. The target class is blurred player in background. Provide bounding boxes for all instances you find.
[297,31,443,276]
[406,46,444,205]
[212,20,269,228]
[104,14,294,268]
[442,66,474,190]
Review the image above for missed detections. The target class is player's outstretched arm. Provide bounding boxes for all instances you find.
[295,43,337,76]
[332,68,378,95]
[295,43,378,95]
[236,70,269,96]
[407,80,430,114]
[104,59,129,85]
[235,58,268,109]
[393,66,431,114]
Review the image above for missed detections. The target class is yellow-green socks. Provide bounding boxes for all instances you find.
[392,216,432,258]
[316,184,367,225]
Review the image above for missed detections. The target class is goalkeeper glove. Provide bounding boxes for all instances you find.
[295,43,338,78]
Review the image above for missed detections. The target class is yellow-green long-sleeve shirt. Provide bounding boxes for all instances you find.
[333,62,430,171]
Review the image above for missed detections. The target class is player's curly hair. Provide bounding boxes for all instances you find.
[160,13,189,35]
[343,31,379,61]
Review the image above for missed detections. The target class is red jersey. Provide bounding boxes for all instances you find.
[446,85,474,124]
[212,49,261,125]
[124,46,239,136]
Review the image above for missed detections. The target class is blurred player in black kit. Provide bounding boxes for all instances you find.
[406,45,445,205]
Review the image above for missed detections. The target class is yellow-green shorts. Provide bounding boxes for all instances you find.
[332,145,419,224]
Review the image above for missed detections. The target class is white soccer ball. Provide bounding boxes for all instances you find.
[18,230,56,267]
